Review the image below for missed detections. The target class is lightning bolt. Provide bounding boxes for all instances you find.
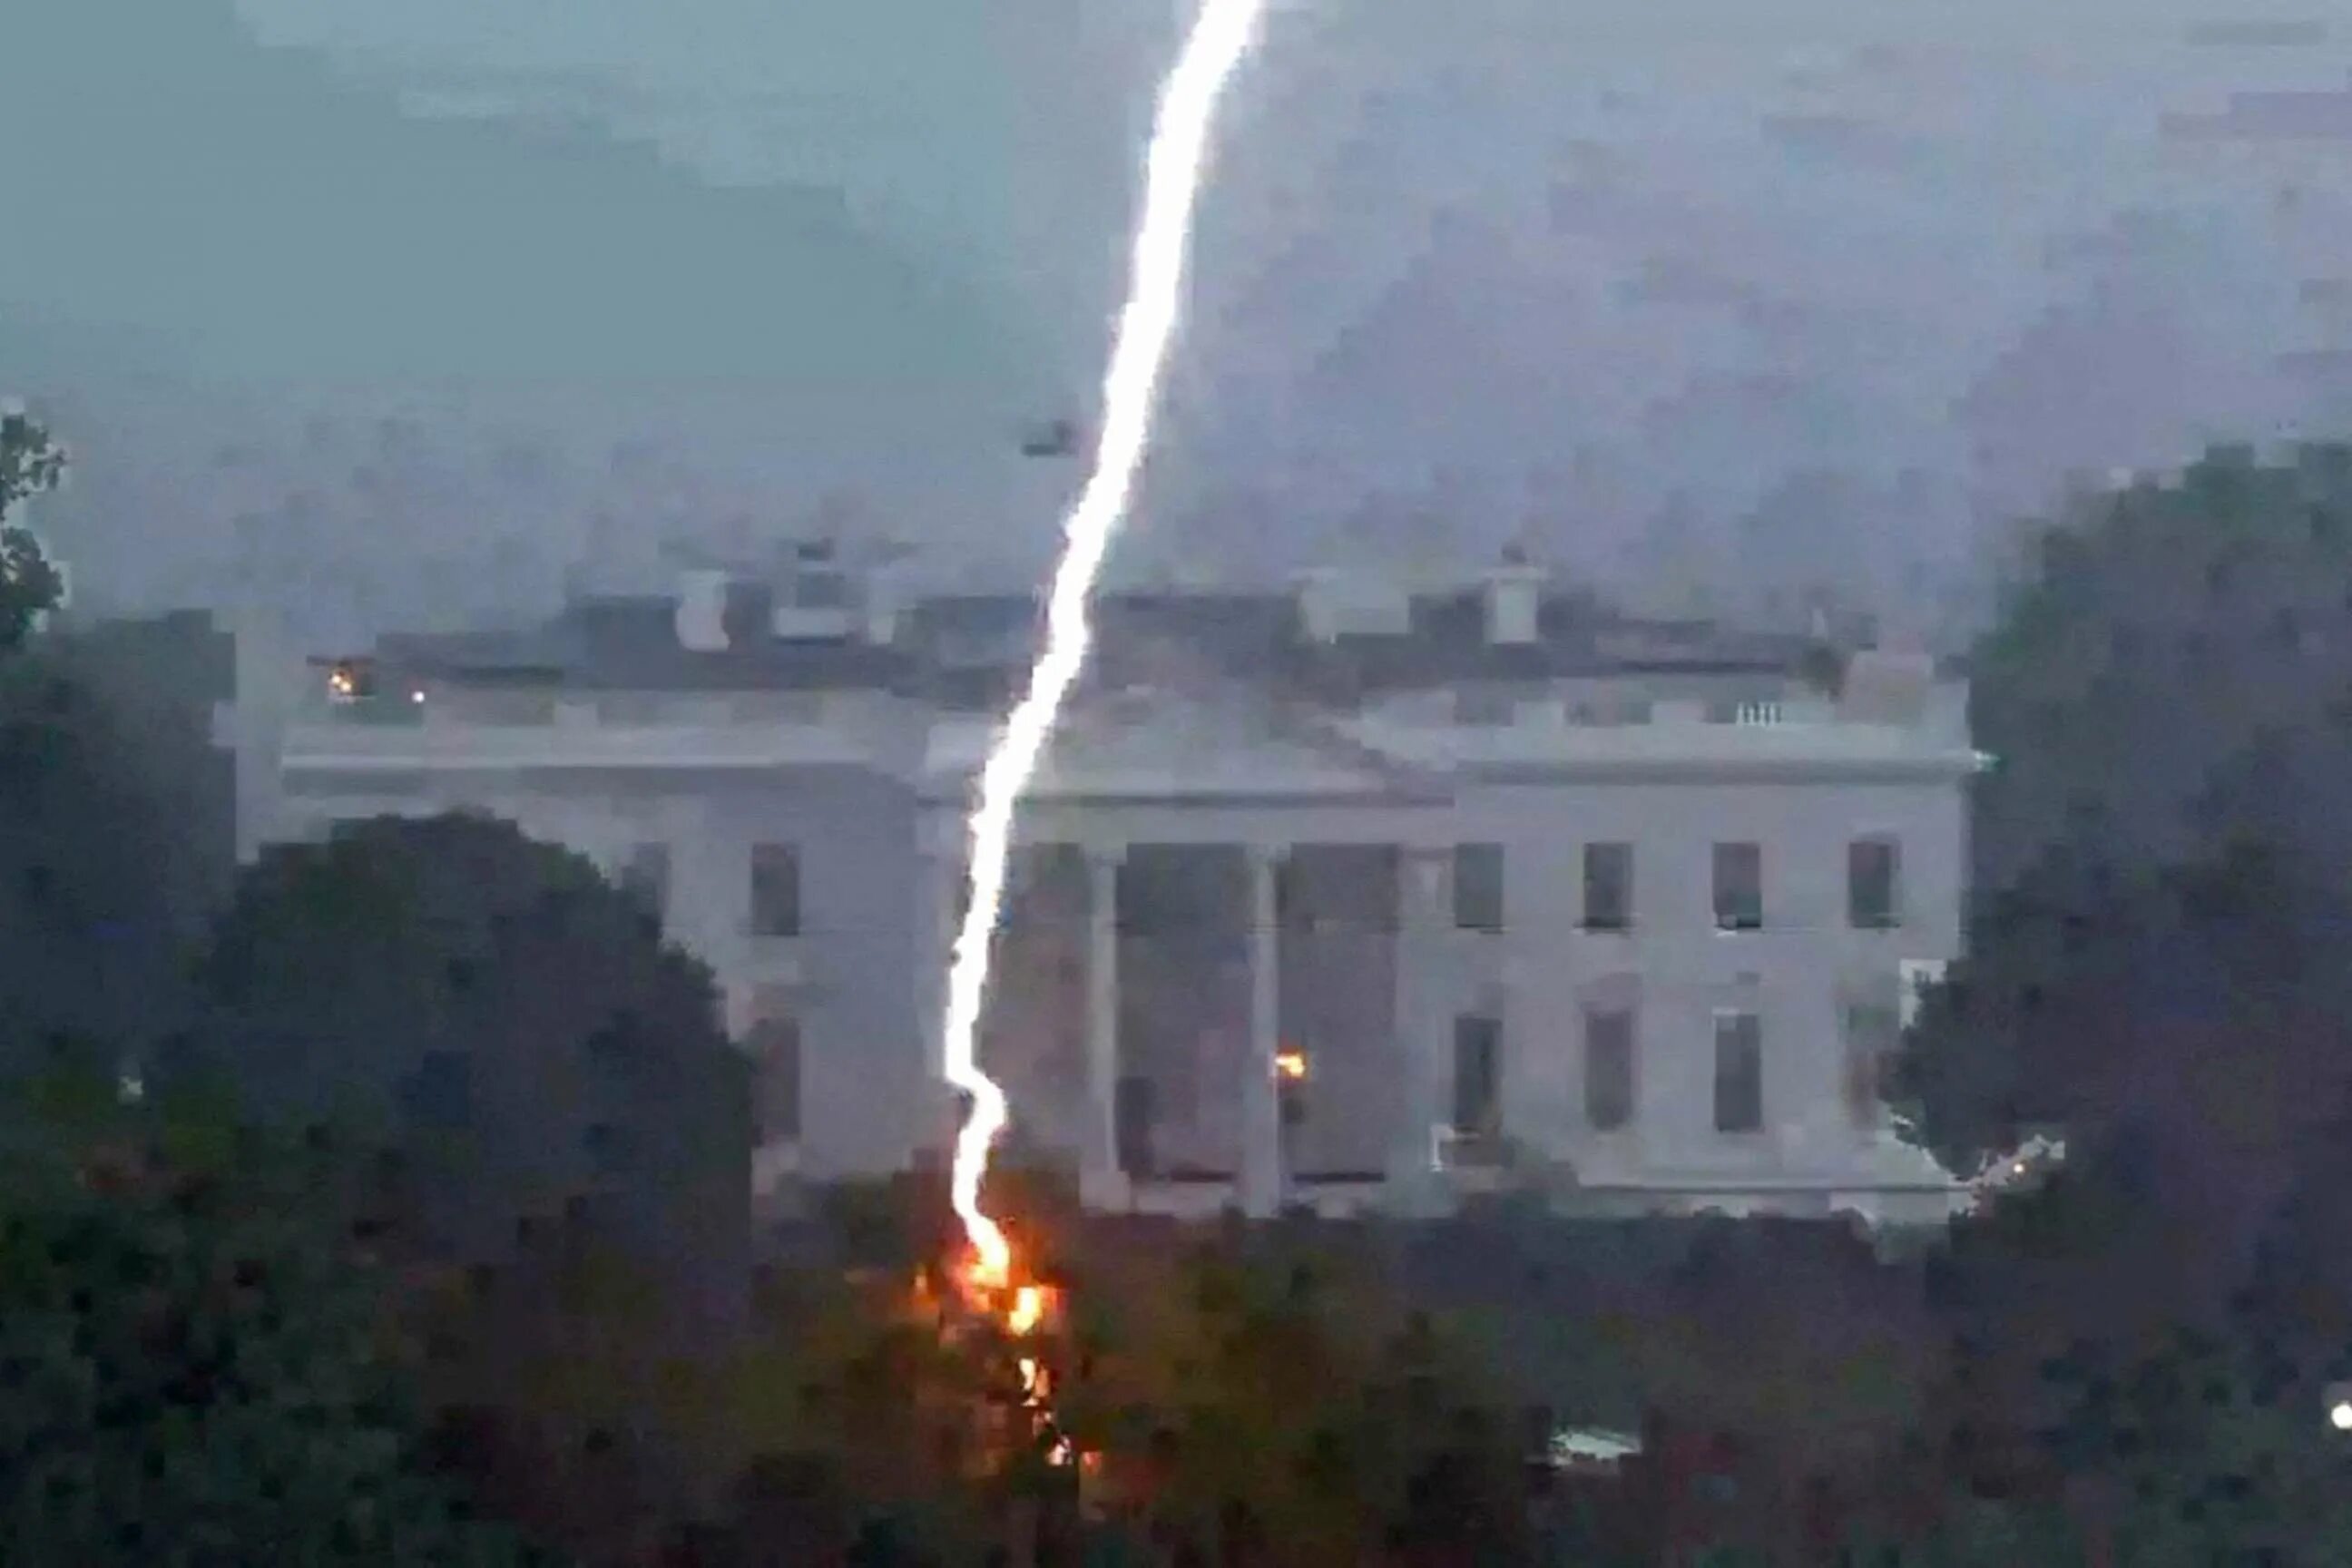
[943,0,1270,1286]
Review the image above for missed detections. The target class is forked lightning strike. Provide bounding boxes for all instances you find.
[942,0,1269,1285]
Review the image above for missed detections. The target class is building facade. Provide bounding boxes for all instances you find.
[225,553,1979,1225]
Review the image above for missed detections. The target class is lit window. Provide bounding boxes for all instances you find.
[325,662,376,704]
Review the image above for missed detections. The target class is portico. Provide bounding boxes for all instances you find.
[918,818,1459,1220]
[916,683,1463,1220]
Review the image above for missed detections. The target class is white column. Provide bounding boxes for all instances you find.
[1239,844,1285,1219]
[1388,846,1452,1215]
[1081,845,1130,1210]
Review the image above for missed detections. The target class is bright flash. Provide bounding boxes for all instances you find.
[938,0,1269,1288]
[2331,1401,2352,1432]
[1275,1048,1308,1081]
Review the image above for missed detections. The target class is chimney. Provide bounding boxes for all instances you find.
[673,568,731,652]
[1483,545,1545,645]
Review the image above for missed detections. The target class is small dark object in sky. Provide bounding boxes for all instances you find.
[1019,418,1087,458]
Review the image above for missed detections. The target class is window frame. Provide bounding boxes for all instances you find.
[1582,1004,1637,1132]
[1711,1008,1765,1133]
[1712,841,1765,932]
[1841,1001,1902,1129]
[1581,841,1635,933]
[1846,836,1902,930]
[1452,843,1505,934]
[1450,1014,1504,1137]
[748,841,802,937]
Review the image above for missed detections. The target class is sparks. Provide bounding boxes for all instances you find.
[941,0,1269,1288]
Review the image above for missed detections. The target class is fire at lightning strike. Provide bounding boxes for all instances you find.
[941,0,1271,1294]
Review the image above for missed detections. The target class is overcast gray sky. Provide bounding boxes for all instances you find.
[12,0,2352,638]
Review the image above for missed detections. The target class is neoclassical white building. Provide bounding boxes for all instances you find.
[224,550,1977,1225]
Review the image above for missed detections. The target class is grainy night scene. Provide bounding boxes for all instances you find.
[10,1,2352,1563]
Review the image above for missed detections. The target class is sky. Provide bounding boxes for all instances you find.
[12,0,2352,641]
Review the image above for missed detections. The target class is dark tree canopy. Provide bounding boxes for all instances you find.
[0,1072,553,1567]
[1903,445,2352,1217]
[1969,441,2352,891]
[183,813,750,1334]
[0,651,206,1079]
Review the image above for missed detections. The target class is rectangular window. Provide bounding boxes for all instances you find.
[1712,1010,1764,1132]
[1453,844,1504,933]
[749,842,801,936]
[619,841,669,926]
[1847,838,1901,929]
[1582,842,1634,932]
[1583,1006,1636,1131]
[746,997,801,1143]
[1452,1014,1504,1136]
[1713,842,1764,931]
[1843,1004,1901,1128]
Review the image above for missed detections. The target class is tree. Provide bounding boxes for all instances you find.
[1053,1221,1534,1568]
[0,1062,555,1566]
[0,636,210,1083]
[1965,441,2352,892]
[0,407,68,651]
[1896,444,2352,1302]
[175,814,755,1563]
[182,812,748,1296]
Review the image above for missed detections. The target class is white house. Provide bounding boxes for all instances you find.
[225,548,1978,1227]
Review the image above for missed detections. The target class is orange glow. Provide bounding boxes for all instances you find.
[942,1251,1079,1470]
[1275,1047,1308,1081]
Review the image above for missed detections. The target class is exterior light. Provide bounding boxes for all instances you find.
[410,689,426,704]
[1275,1047,1308,1082]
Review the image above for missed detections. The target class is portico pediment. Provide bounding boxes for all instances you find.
[926,685,1446,803]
